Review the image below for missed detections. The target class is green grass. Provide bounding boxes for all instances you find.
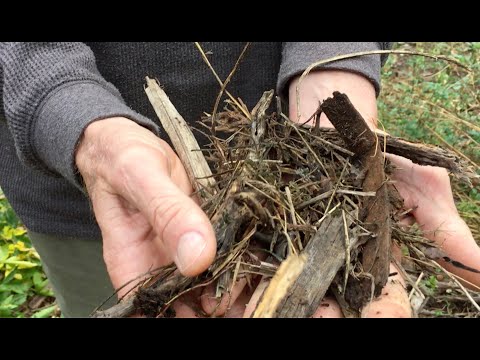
[378,42,480,242]
[0,190,58,317]
[0,42,478,318]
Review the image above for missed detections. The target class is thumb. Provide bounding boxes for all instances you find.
[114,146,217,277]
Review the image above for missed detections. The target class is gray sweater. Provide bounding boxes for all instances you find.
[0,42,391,238]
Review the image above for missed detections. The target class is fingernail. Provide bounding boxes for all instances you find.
[175,231,207,273]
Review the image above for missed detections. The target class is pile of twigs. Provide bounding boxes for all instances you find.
[92,81,479,318]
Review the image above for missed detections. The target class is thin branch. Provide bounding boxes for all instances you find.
[194,42,251,120]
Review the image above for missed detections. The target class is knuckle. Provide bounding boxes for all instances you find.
[114,146,155,173]
[109,145,168,187]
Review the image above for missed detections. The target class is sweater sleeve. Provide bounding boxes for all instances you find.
[277,42,392,99]
[0,42,160,190]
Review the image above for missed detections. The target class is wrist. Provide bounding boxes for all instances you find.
[288,70,378,129]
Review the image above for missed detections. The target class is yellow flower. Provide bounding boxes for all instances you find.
[15,241,27,252]
[1,226,26,240]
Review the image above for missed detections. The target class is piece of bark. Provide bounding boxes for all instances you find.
[321,92,390,297]
[144,77,218,201]
[252,254,307,318]
[315,128,477,184]
[256,214,356,318]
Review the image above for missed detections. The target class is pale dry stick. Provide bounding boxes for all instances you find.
[337,189,376,197]
[408,272,425,301]
[315,202,342,227]
[144,77,217,199]
[295,49,471,121]
[284,187,297,228]
[223,159,283,166]
[230,259,242,296]
[359,272,377,318]
[435,295,480,302]
[282,208,297,256]
[194,42,251,120]
[430,260,480,312]
[342,209,351,293]
[424,64,451,79]
[285,186,302,250]
[410,291,427,318]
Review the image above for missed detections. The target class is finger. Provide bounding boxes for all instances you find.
[311,297,343,318]
[109,144,216,277]
[431,218,480,289]
[389,154,480,288]
[201,277,249,317]
[361,263,412,318]
[224,284,258,318]
[201,251,267,316]
[243,277,271,318]
[91,186,173,294]
[387,154,458,218]
[173,300,202,318]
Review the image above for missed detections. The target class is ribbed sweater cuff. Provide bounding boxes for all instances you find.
[277,42,389,99]
[32,80,160,191]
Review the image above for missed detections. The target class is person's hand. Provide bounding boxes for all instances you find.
[75,117,217,299]
[196,70,412,318]
[190,70,480,318]
[282,69,480,317]
[283,70,411,317]
[389,155,480,289]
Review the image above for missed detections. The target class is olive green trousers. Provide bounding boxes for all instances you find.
[28,231,117,317]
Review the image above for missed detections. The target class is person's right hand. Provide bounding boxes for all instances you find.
[75,117,217,297]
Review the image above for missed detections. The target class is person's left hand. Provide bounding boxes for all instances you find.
[194,69,412,318]
[168,69,480,318]
[276,69,479,318]
[181,69,412,318]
